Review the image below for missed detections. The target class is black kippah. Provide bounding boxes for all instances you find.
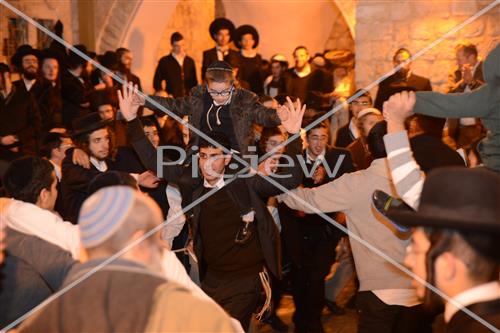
[206,60,233,72]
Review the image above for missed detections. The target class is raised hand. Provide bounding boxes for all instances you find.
[278,97,306,134]
[383,91,416,124]
[118,82,141,121]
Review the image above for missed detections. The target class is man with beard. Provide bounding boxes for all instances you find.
[374,48,432,110]
[1,47,42,158]
[60,113,158,223]
[115,47,142,91]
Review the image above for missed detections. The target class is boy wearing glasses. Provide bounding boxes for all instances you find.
[135,60,287,155]
[335,90,373,148]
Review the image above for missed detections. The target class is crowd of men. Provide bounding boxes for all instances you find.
[0,16,499,333]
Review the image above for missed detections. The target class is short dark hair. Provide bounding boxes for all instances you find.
[410,114,446,139]
[425,229,498,308]
[41,132,66,159]
[259,126,287,154]
[171,32,184,45]
[306,117,330,138]
[3,157,54,204]
[366,121,387,159]
[349,89,373,105]
[456,42,478,58]
[115,47,130,60]
[393,48,411,62]
[88,171,137,195]
[198,132,231,152]
[293,45,308,56]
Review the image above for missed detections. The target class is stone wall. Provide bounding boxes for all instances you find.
[0,0,75,64]
[355,0,500,95]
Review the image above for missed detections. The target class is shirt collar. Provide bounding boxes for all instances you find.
[444,282,500,323]
[294,64,311,78]
[23,78,36,91]
[203,175,225,189]
[90,157,108,172]
[306,148,325,164]
[50,160,62,181]
[349,118,360,139]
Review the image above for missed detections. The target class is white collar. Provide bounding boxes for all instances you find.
[294,64,311,78]
[349,118,360,139]
[23,78,36,91]
[203,175,225,189]
[444,281,500,323]
[49,160,62,181]
[172,52,185,66]
[306,148,325,164]
[472,61,481,76]
[90,157,108,172]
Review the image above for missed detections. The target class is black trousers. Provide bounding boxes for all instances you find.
[356,291,434,333]
[201,272,262,331]
[291,237,337,333]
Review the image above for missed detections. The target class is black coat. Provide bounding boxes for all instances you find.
[374,72,432,110]
[335,123,356,148]
[446,299,500,333]
[126,117,304,279]
[144,85,281,155]
[0,80,41,158]
[61,70,91,129]
[240,54,263,94]
[410,134,465,173]
[153,54,197,97]
[60,148,116,223]
[201,48,240,81]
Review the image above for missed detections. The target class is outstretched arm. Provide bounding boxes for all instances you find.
[383,91,424,209]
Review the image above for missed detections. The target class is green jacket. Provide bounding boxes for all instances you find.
[414,44,500,172]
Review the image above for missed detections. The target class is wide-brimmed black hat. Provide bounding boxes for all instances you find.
[234,24,259,49]
[11,45,43,69]
[71,112,112,138]
[388,167,500,260]
[209,18,235,41]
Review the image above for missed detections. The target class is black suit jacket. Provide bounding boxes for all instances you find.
[153,54,197,97]
[374,72,432,110]
[60,148,116,223]
[335,123,356,148]
[446,299,500,333]
[61,70,90,129]
[126,117,304,279]
[201,48,239,80]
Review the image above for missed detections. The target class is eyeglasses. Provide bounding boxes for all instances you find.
[207,85,233,97]
[351,101,371,106]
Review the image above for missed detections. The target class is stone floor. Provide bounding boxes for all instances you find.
[251,295,358,333]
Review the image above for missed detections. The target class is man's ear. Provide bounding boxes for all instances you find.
[436,252,457,281]
[38,187,49,206]
[224,154,232,166]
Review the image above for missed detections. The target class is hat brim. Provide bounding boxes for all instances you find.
[209,18,235,41]
[235,25,259,49]
[388,210,500,235]
[71,119,113,138]
[11,49,43,68]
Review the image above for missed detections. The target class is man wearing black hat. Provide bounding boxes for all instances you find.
[389,167,500,333]
[153,32,198,98]
[0,57,41,159]
[235,25,263,94]
[60,113,159,223]
[202,18,240,80]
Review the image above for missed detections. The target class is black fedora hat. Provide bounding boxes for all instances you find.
[71,112,112,138]
[11,45,43,69]
[209,18,235,41]
[388,167,500,259]
[235,24,259,49]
